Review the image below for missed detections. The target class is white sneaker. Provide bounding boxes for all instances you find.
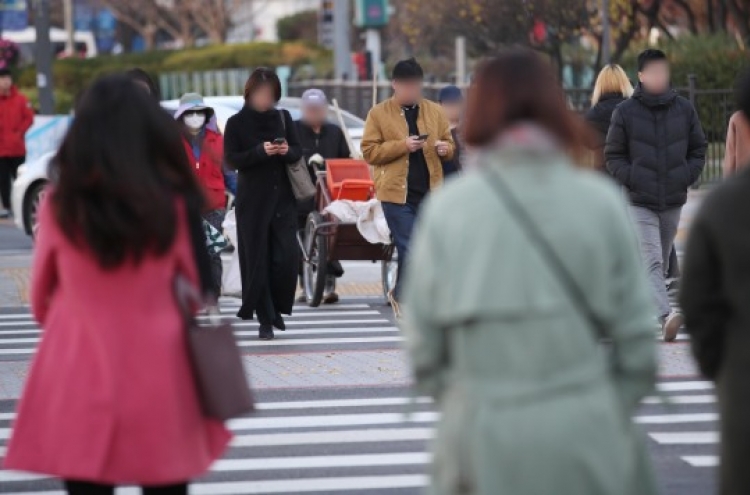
[662,311,684,342]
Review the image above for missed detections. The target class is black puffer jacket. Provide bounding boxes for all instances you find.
[605,84,706,211]
[585,92,626,169]
[586,93,626,139]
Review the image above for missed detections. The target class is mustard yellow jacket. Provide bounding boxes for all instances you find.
[362,97,454,204]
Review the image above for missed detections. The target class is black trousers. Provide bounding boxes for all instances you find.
[0,156,24,210]
[65,480,188,495]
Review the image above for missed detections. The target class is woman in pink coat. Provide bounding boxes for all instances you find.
[3,75,231,495]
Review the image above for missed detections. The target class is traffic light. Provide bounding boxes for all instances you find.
[354,0,389,28]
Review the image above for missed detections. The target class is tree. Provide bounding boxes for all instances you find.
[99,0,190,49]
[277,10,318,44]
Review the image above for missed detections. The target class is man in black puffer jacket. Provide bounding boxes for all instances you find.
[606,49,706,342]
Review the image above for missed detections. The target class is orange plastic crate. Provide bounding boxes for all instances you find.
[326,159,374,201]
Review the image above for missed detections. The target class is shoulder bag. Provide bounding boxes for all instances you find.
[279,110,316,201]
[484,170,608,341]
[174,274,254,420]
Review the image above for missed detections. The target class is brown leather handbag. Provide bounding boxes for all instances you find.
[174,275,254,420]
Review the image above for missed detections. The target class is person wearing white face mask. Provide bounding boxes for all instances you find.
[175,93,227,296]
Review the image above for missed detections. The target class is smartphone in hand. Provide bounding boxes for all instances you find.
[418,134,429,141]
[273,138,286,145]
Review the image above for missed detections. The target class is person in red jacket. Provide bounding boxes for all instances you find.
[0,67,34,218]
[175,93,226,295]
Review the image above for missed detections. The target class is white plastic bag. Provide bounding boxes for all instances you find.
[221,209,242,297]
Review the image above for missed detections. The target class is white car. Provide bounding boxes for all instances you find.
[11,97,366,236]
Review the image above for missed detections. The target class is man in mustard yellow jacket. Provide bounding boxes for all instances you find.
[362,59,454,306]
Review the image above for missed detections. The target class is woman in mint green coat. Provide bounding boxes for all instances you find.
[403,50,658,495]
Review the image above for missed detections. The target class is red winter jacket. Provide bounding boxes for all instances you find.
[0,86,34,157]
[183,129,226,211]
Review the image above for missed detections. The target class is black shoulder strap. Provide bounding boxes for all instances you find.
[484,170,608,340]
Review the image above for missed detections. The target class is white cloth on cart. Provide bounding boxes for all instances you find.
[221,209,242,297]
[323,199,391,245]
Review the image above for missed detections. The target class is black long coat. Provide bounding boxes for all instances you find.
[605,84,706,211]
[224,106,302,320]
[679,168,750,495]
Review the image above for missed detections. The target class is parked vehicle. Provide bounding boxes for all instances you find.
[12,98,365,236]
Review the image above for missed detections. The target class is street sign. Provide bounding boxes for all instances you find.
[354,0,389,28]
[318,0,334,49]
[0,0,28,32]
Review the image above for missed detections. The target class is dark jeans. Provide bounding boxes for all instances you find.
[65,480,188,495]
[381,201,420,301]
[203,208,226,297]
[0,156,24,211]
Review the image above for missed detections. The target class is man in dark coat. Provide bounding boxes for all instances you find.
[605,49,706,342]
[294,89,350,304]
[679,69,750,495]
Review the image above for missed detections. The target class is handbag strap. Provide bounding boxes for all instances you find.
[484,170,608,340]
[278,109,287,135]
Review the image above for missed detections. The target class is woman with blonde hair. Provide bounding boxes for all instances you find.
[585,64,634,170]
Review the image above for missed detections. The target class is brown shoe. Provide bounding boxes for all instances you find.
[662,311,684,342]
[323,292,339,304]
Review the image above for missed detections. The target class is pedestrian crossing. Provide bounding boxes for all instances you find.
[0,298,689,359]
[0,377,719,494]
[0,300,402,358]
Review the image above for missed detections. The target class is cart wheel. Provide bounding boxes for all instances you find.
[303,211,328,307]
[381,248,398,304]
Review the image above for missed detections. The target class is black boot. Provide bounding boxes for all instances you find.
[259,324,275,340]
[272,313,286,331]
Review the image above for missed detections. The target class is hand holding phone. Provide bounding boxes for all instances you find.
[405,135,425,153]
[273,138,286,145]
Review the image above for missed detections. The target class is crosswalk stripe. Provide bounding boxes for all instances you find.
[0,335,407,355]
[682,456,718,467]
[214,452,430,471]
[0,327,400,345]
[649,432,719,444]
[0,397,433,422]
[0,318,392,329]
[230,428,434,447]
[634,413,718,424]
[1,453,432,483]
[656,381,713,392]
[0,475,431,494]
[227,411,438,430]
[642,394,715,404]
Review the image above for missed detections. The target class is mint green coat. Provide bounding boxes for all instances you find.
[403,149,658,495]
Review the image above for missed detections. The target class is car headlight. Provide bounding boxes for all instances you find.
[16,165,27,177]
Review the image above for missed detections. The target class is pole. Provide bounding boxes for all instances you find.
[34,0,55,114]
[333,0,352,80]
[365,28,381,82]
[63,0,75,56]
[455,36,466,85]
[601,0,611,65]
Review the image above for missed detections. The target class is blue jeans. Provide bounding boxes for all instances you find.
[382,202,420,301]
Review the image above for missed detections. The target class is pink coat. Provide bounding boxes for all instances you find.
[4,194,231,484]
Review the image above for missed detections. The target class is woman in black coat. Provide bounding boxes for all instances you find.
[224,68,302,340]
[584,64,633,171]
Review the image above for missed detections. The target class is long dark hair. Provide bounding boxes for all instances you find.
[463,49,589,158]
[52,74,204,269]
